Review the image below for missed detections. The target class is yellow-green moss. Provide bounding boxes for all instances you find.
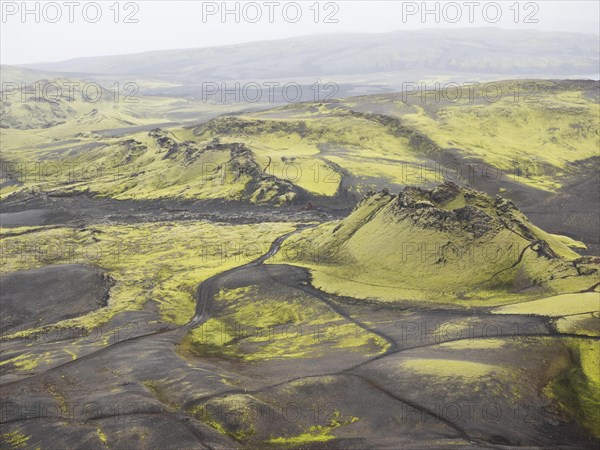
[400,358,503,380]
[273,207,593,306]
[0,431,30,450]
[545,338,600,437]
[97,428,108,446]
[267,410,359,446]
[494,292,600,317]
[182,286,388,362]
[191,394,258,440]
[0,352,52,371]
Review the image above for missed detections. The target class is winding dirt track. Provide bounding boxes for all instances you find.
[186,225,311,329]
[3,222,598,394]
[0,225,312,389]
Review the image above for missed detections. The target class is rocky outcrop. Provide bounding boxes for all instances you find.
[350,182,561,250]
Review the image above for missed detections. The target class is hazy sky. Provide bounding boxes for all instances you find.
[2,1,599,65]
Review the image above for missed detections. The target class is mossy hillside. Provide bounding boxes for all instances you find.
[211,128,343,197]
[190,394,260,440]
[0,221,296,339]
[181,284,389,362]
[493,292,599,317]
[2,123,305,203]
[0,93,198,157]
[545,338,600,438]
[266,411,360,447]
[0,93,264,200]
[1,128,302,204]
[274,183,597,304]
[554,314,599,337]
[324,153,439,190]
[191,113,424,194]
[400,85,599,191]
[192,114,415,160]
[4,81,597,202]
[399,358,505,381]
[438,338,507,350]
[494,291,600,338]
[0,79,136,130]
[0,77,244,135]
[189,386,360,447]
[203,81,599,193]
[97,136,301,205]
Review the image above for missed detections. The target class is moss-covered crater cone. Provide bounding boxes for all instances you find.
[275,182,598,303]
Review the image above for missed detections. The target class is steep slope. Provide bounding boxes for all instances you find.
[275,182,598,304]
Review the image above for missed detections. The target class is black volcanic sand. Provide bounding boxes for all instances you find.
[0,194,349,228]
[1,191,599,449]
[0,264,112,336]
[1,251,598,449]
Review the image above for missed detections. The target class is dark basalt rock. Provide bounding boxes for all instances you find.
[365,183,533,239]
[532,240,558,259]
[430,181,460,204]
[454,205,494,237]
[395,191,416,208]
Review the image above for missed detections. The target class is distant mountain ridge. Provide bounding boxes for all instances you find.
[19,28,600,84]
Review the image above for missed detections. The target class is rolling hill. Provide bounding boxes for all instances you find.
[2,79,597,251]
[274,182,599,304]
